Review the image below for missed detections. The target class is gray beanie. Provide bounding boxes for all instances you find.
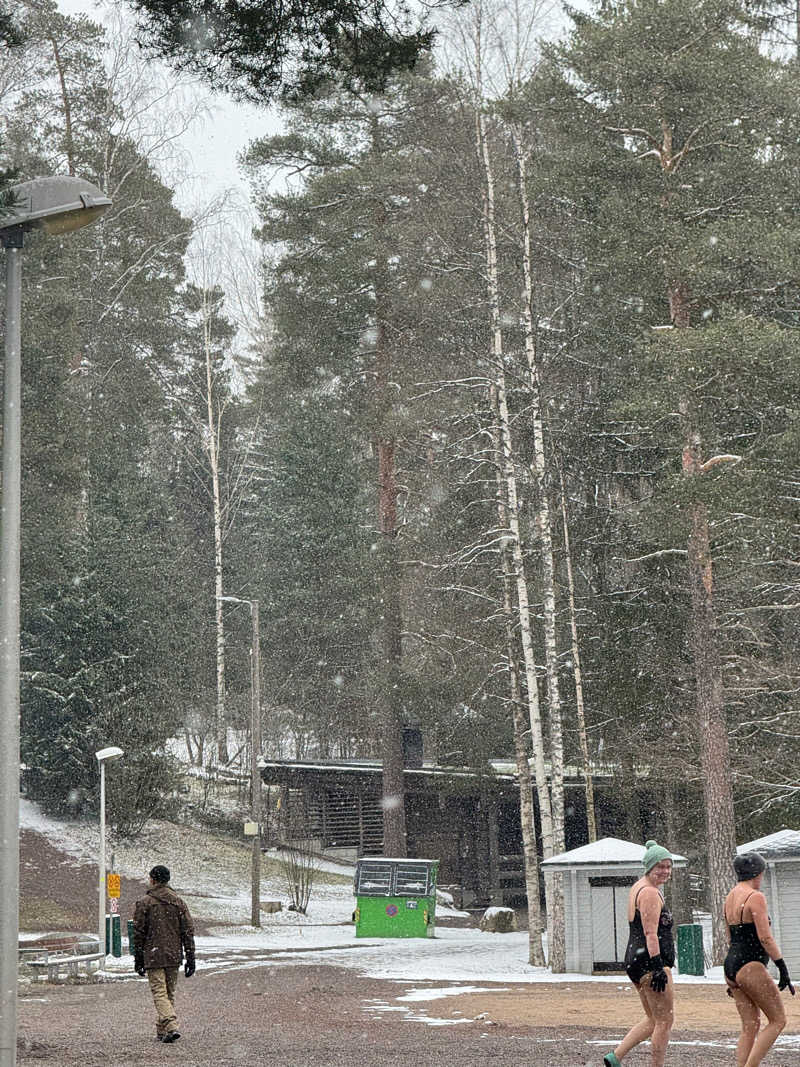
[733,852,765,881]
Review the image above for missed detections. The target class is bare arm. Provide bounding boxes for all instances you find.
[639,886,664,959]
[748,891,781,960]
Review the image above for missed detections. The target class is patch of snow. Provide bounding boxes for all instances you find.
[19,798,730,992]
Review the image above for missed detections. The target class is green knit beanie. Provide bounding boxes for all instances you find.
[642,839,672,873]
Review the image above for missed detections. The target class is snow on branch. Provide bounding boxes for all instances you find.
[615,548,688,563]
[700,453,742,472]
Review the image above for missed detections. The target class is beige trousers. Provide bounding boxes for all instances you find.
[147,967,179,1035]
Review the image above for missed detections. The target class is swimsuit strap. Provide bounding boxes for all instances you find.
[739,890,757,923]
[632,885,645,917]
[727,889,757,925]
[632,884,662,920]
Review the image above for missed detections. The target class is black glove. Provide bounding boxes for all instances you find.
[134,955,146,978]
[776,958,795,995]
[648,954,668,993]
[184,958,195,978]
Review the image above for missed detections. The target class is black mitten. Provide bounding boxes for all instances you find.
[648,954,668,993]
[184,958,195,978]
[776,958,796,995]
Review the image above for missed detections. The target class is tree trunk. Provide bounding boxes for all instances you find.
[663,785,692,926]
[203,292,229,766]
[493,413,546,966]
[511,123,566,969]
[559,469,596,841]
[475,103,558,961]
[378,437,407,856]
[672,282,736,965]
[370,118,407,855]
[50,35,76,176]
[684,457,736,962]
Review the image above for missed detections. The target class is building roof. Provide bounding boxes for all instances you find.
[541,836,687,870]
[258,758,518,795]
[738,829,800,860]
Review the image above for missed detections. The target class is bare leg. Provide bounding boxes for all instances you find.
[736,963,785,1067]
[638,970,674,1067]
[728,981,760,1067]
[613,971,673,1064]
[612,985,654,1060]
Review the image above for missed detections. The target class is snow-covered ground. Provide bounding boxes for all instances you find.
[20,797,725,987]
[20,798,800,1051]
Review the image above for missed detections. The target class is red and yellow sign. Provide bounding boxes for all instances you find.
[107,872,121,899]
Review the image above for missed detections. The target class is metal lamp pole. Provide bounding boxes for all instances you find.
[0,228,23,1067]
[219,595,261,926]
[0,176,111,1067]
[249,599,261,927]
[95,747,123,957]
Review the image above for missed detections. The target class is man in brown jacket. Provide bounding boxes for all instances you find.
[133,865,196,1043]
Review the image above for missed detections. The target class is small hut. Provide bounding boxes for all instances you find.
[541,837,687,975]
[738,830,800,975]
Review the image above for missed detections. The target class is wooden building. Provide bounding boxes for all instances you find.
[260,757,521,907]
[259,754,629,907]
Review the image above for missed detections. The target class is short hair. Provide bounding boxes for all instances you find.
[149,865,170,884]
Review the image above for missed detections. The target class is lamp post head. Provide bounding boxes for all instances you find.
[0,175,111,237]
[95,746,124,763]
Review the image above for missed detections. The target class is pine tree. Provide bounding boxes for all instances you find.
[548,0,800,957]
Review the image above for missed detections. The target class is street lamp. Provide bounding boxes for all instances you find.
[218,595,262,927]
[95,746,124,958]
[0,175,111,1067]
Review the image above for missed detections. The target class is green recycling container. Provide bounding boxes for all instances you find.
[354,858,438,938]
[677,923,704,976]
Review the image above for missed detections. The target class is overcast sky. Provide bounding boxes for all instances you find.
[55,0,278,214]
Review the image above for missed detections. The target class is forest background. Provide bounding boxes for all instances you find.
[3,0,800,969]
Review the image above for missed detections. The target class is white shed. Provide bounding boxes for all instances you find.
[738,829,800,976]
[541,837,687,975]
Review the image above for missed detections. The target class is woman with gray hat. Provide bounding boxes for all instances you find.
[724,851,795,1066]
[603,840,675,1067]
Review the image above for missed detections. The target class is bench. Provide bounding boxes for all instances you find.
[24,951,104,982]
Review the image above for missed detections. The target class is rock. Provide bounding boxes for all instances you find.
[479,906,517,933]
[260,900,282,914]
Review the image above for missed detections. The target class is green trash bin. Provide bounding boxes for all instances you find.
[677,923,704,976]
[354,858,438,938]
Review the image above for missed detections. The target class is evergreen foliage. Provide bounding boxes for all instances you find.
[125,0,440,103]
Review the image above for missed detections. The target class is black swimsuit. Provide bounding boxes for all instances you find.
[624,887,675,985]
[724,891,769,984]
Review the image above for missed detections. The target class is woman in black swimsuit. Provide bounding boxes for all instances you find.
[724,851,795,1067]
[603,840,675,1067]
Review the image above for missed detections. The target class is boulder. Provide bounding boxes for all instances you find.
[479,906,517,933]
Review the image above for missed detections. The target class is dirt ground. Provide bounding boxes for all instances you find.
[17,827,800,1065]
[18,962,800,1067]
[19,828,215,937]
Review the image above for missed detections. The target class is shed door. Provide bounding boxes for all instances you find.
[589,876,636,972]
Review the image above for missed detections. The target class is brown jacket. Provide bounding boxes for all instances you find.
[133,884,195,970]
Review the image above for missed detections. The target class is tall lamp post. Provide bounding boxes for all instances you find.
[0,176,111,1067]
[95,746,124,957]
[219,595,261,927]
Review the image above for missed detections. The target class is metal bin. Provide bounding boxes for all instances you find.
[677,922,705,976]
[353,857,439,938]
